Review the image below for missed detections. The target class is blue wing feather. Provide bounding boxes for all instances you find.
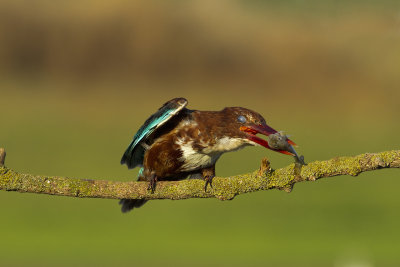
[121,98,188,169]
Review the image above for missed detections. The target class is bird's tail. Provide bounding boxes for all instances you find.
[119,170,148,213]
[119,199,148,213]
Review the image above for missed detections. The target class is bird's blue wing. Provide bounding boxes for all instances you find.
[121,98,188,169]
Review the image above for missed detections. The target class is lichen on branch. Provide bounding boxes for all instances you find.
[0,149,399,201]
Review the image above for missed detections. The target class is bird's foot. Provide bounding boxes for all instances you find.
[204,175,214,192]
[201,165,216,192]
[147,173,158,193]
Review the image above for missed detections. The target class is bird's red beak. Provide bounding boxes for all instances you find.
[240,124,297,156]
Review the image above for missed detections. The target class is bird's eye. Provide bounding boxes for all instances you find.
[237,115,247,123]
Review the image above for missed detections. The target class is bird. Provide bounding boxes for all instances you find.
[119,97,300,213]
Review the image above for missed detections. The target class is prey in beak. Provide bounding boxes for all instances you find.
[240,123,303,163]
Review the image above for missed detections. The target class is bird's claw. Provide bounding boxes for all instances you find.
[204,176,214,192]
[147,174,158,193]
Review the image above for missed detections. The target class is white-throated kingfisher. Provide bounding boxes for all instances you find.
[120,98,300,212]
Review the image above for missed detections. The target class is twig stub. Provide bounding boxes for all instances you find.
[258,157,271,176]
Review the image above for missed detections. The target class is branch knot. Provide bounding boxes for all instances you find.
[0,148,6,167]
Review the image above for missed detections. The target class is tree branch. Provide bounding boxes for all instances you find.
[0,148,399,201]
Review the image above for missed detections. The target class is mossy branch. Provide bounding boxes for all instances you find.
[0,149,399,201]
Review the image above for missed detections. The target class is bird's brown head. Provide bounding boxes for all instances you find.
[222,107,297,156]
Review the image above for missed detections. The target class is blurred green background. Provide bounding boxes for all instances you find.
[1,0,400,266]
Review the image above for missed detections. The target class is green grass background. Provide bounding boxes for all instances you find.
[1,1,400,266]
